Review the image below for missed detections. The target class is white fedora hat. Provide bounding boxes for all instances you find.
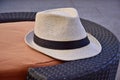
[25,8,102,61]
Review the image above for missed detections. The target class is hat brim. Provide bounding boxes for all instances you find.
[25,31,102,61]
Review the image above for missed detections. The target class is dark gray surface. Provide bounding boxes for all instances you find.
[0,0,120,80]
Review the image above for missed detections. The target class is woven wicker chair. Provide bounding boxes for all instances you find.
[0,12,119,80]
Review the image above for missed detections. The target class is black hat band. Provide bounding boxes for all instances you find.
[34,34,90,50]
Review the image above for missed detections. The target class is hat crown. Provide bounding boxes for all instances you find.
[34,8,87,41]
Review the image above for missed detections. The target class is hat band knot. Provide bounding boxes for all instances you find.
[34,34,90,50]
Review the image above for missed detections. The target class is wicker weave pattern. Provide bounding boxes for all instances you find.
[0,12,35,23]
[0,12,119,80]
